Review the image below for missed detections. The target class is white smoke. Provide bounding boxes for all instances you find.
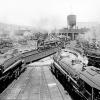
[31,16,65,32]
[79,24,100,42]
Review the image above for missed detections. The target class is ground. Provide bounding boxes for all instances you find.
[0,57,72,100]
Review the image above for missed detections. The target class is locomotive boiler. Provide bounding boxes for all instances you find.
[51,49,100,100]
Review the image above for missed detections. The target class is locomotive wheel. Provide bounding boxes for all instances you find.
[15,71,18,79]
[62,76,66,89]
[64,76,73,92]
[51,69,54,75]
[0,84,4,92]
[50,64,54,73]
[0,80,7,92]
[14,68,19,79]
[67,82,73,92]
[57,72,61,80]
[55,69,59,79]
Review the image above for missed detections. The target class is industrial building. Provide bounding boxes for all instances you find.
[58,15,88,40]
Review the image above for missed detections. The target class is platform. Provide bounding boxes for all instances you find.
[0,59,72,100]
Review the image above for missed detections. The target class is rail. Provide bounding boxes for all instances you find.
[22,47,60,64]
[0,46,60,73]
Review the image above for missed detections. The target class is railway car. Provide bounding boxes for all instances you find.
[0,54,24,90]
[51,49,100,100]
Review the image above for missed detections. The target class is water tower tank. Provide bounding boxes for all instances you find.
[67,15,76,28]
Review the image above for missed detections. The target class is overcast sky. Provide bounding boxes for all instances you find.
[0,0,99,28]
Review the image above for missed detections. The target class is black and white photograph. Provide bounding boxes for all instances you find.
[0,0,100,100]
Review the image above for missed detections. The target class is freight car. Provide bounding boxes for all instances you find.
[51,49,100,100]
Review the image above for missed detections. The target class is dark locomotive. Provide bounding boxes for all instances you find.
[84,49,100,68]
[51,49,100,100]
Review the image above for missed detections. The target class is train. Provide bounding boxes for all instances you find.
[0,39,60,92]
[50,49,100,100]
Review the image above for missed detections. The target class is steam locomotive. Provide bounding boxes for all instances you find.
[0,49,39,91]
[51,49,100,100]
[84,49,100,68]
[0,53,24,91]
[37,39,62,51]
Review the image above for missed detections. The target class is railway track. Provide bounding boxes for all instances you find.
[0,60,72,100]
[0,46,60,93]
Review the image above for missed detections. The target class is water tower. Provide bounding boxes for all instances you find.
[67,15,76,29]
